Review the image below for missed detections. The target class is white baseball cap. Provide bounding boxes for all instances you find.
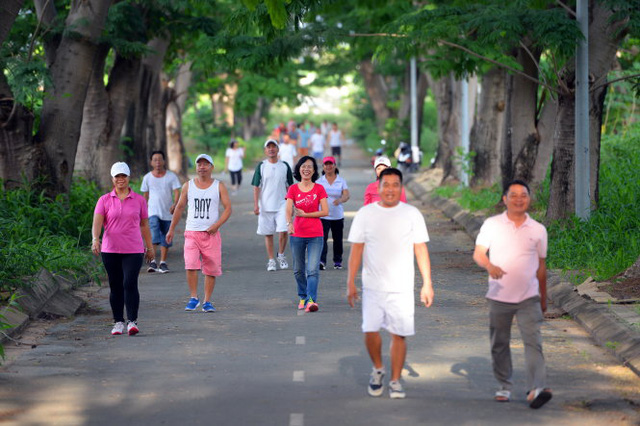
[110,162,130,177]
[264,139,279,148]
[374,156,391,169]
[195,153,214,165]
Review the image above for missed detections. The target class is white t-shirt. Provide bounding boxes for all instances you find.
[476,212,547,303]
[328,129,342,147]
[225,147,244,172]
[185,179,220,231]
[278,143,297,169]
[348,202,429,293]
[140,171,181,221]
[251,160,293,212]
[310,133,325,154]
[316,175,348,220]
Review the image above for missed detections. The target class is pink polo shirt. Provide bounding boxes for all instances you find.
[476,211,547,303]
[94,189,149,254]
[363,181,407,205]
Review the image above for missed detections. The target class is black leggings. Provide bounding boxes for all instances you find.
[101,253,143,322]
[230,170,242,186]
[321,219,344,264]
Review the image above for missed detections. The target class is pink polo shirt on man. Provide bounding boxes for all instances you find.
[94,189,148,253]
[475,211,547,303]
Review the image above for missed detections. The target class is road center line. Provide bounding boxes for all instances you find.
[296,336,305,345]
[293,370,305,382]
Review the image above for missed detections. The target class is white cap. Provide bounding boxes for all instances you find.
[264,139,279,148]
[374,156,391,169]
[195,153,214,165]
[110,162,130,177]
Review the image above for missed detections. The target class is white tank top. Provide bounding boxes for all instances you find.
[186,179,220,231]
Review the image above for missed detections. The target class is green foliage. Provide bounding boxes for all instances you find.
[0,177,103,292]
[0,294,20,363]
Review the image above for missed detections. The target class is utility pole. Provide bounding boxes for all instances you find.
[410,57,418,171]
[460,77,470,186]
[575,0,590,219]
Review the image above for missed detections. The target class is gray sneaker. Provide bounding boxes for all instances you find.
[147,261,158,273]
[158,262,169,273]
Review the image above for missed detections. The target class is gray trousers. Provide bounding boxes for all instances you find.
[488,296,546,391]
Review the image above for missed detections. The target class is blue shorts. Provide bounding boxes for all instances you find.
[149,216,172,248]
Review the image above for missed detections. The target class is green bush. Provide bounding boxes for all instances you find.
[0,178,103,292]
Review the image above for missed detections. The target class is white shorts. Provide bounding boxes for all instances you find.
[257,207,288,235]
[362,289,415,337]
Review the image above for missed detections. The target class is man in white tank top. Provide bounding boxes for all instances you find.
[167,154,232,313]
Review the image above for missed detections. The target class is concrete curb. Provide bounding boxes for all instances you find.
[1,269,86,345]
[405,175,640,377]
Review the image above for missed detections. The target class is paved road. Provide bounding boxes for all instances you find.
[1,145,639,425]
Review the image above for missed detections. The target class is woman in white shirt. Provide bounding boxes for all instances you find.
[225,140,244,194]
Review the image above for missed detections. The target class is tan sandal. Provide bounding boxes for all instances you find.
[495,389,510,402]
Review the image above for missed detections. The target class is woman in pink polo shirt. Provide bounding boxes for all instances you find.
[363,156,407,205]
[92,162,154,336]
[285,156,329,312]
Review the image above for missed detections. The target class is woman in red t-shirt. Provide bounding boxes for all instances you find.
[285,156,329,312]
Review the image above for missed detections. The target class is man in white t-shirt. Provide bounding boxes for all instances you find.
[473,179,552,409]
[141,150,182,273]
[310,127,325,162]
[347,168,434,399]
[252,139,294,271]
[278,133,297,170]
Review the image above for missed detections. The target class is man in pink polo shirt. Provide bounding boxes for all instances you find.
[473,179,552,409]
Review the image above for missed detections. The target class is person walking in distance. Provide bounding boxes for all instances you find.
[224,139,245,195]
[92,162,154,336]
[286,156,329,312]
[473,180,552,408]
[297,122,310,157]
[363,156,407,205]
[310,126,325,162]
[166,154,232,313]
[326,122,344,166]
[278,133,297,170]
[252,139,294,271]
[347,168,434,399]
[141,150,181,274]
[316,156,350,270]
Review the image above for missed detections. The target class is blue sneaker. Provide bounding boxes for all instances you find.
[202,301,216,313]
[185,297,200,311]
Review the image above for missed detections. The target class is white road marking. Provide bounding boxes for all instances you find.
[293,370,305,382]
[290,413,304,426]
[296,336,305,345]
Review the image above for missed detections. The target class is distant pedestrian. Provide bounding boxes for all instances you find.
[141,151,181,274]
[347,168,434,399]
[252,139,293,271]
[363,157,407,205]
[326,122,344,166]
[286,156,329,312]
[278,133,297,170]
[310,127,325,161]
[297,122,310,157]
[225,139,245,194]
[316,156,350,270]
[472,179,552,409]
[92,162,154,336]
[166,154,232,313]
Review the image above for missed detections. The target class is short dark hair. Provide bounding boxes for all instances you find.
[150,150,165,160]
[228,140,237,148]
[379,167,403,184]
[293,156,319,182]
[503,179,531,196]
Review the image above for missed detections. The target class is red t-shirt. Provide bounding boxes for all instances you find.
[286,183,327,238]
[363,181,407,205]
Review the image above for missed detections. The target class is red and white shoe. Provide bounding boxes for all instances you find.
[127,321,139,336]
[111,321,125,335]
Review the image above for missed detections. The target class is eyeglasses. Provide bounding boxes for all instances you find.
[300,165,314,170]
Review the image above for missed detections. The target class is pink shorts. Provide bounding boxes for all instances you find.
[183,231,222,276]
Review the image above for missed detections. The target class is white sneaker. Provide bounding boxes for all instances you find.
[389,380,406,399]
[111,321,125,335]
[267,259,276,271]
[277,253,289,269]
[127,321,139,336]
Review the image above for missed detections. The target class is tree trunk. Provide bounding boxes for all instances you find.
[398,68,429,151]
[239,97,269,141]
[75,48,142,190]
[359,58,391,134]
[470,67,506,187]
[166,61,192,178]
[429,72,462,182]
[0,0,24,46]
[34,0,112,196]
[546,1,628,220]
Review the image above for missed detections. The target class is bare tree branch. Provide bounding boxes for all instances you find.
[555,0,576,18]
[591,73,640,92]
